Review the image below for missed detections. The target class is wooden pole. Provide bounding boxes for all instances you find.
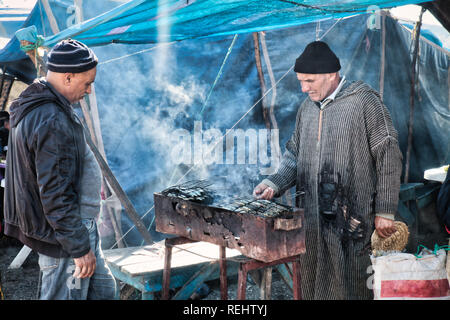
[404,7,425,184]
[259,32,279,132]
[258,32,291,206]
[74,0,125,248]
[82,123,153,245]
[379,13,386,101]
[8,246,32,269]
[252,32,271,130]
[41,0,60,34]
[79,99,125,248]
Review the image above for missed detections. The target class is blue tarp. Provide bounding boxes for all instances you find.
[0,0,448,246]
[42,0,432,46]
[0,0,434,82]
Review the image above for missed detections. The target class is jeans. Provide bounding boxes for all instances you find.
[38,218,118,300]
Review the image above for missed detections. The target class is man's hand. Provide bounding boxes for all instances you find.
[253,183,275,200]
[374,216,397,239]
[73,250,96,279]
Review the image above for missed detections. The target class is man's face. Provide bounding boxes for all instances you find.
[65,67,97,104]
[296,72,338,102]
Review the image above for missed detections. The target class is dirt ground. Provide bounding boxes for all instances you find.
[0,235,292,300]
[0,236,40,300]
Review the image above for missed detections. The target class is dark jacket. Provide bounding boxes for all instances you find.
[4,78,89,258]
[437,170,450,231]
[0,126,9,156]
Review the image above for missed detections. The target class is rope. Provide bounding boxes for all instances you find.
[415,244,450,258]
[199,34,238,117]
[98,41,176,66]
[317,17,343,40]
[19,37,45,52]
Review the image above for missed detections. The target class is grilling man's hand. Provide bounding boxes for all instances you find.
[375,216,397,239]
[73,250,96,279]
[253,183,275,200]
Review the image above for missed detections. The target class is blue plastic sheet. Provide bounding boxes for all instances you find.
[43,0,432,47]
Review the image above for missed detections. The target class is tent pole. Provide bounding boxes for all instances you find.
[82,125,153,245]
[74,0,125,248]
[41,0,60,34]
[259,31,290,206]
[379,13,386,101]
[404,7,425,184]
[253,31,291,207]
[252,32,270,130]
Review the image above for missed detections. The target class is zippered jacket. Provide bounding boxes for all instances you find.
[4,78,89,258]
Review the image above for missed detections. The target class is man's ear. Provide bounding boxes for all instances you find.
[64,73,74,86]
[329,72,339,81]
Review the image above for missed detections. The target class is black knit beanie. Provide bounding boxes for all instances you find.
[47,39,98,73]
[294,41,341,74]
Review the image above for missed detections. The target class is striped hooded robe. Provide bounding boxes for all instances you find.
[263,79,403,300]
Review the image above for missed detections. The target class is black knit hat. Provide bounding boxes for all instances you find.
[47,39,98,73]
[294,41,341,74]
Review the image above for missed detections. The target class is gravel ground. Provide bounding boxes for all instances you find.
[0,237,40,300]
[0,235,292,300]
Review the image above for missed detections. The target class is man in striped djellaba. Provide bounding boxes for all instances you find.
[253,41,403,300]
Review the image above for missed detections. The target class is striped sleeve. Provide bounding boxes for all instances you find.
[263,107,302,196]
[363,91,403,216]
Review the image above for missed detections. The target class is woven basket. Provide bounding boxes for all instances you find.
[371,221,409,253]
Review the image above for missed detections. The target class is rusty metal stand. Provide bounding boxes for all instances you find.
[237,255,302,300]
[162,237,196,299]
[219,245,228,300]
[162,237,302,300]
[162,237,228,300]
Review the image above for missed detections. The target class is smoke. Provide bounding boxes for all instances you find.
[91,21,323,244]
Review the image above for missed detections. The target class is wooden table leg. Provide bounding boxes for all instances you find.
[219,246,228,300]
[260,267,272,300]
[237,263,248,300]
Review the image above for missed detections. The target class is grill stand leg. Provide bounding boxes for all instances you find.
[162,237,198,300]
[162,240,173,300]
[292,260,302,300]
[219,246,228,300]
[237,256,302,300]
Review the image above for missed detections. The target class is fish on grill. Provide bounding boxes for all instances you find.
[216,197,293,218]
[161,180,215,204]
[161,180,297,218]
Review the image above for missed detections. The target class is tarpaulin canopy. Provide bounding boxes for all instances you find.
[42,0,432,47]
[0,0,434,82]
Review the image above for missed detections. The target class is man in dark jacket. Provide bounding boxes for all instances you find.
[4,39,117,299]
[0,111,9,157]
